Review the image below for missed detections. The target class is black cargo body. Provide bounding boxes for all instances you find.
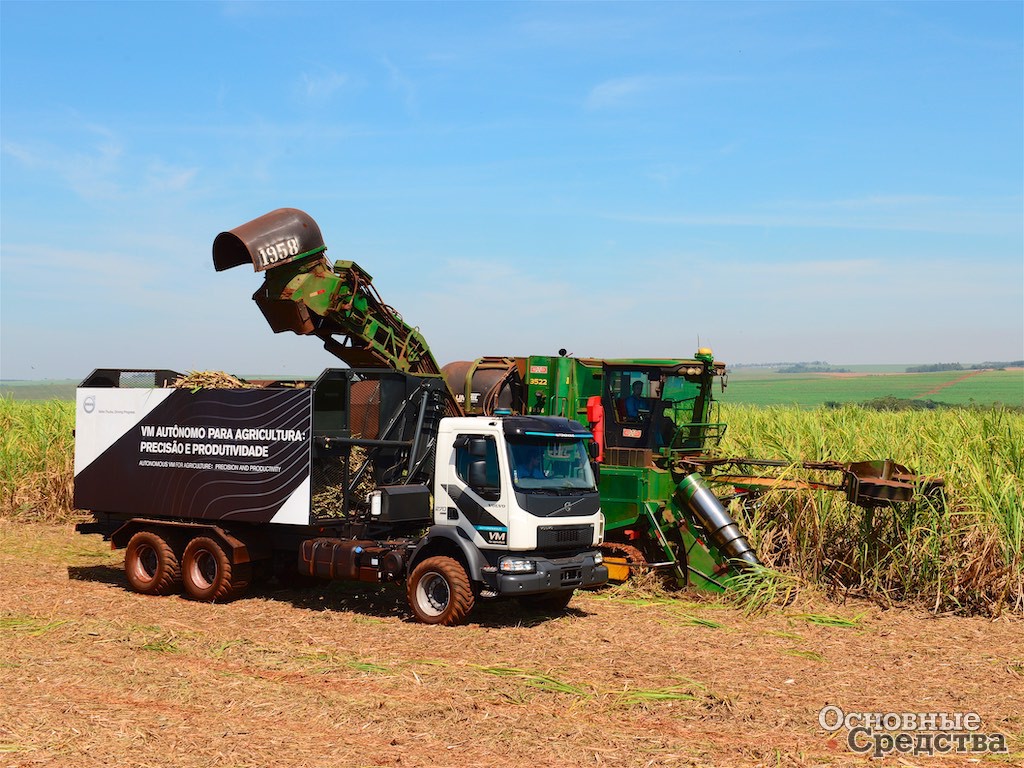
[75,385,313,525]
[74,368,448,528]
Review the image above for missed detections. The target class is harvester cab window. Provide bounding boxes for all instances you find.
[610,371,659,423]
[661,376,698,418]
[660,374,707,450]
[601,368,681,451]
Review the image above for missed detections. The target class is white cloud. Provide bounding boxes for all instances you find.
[3,123,208,202]
[585,72,739,110]
[645,164,682,188]
[3,132,124,200]
[145,161,199,192]
[297,69,351,102]
[381,56,418,116]
[585,76,659,110]
[608,194,1023,235]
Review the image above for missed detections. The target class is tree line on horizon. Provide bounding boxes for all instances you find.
[905,361,1023,373]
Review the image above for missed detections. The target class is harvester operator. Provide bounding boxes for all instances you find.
[624,381,647,420]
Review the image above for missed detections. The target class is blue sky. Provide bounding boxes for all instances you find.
[2,1,1021,379]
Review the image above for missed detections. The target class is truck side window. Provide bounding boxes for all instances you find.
[455,435,500,495]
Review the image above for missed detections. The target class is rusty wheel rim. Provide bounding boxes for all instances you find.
[130,543,159,584]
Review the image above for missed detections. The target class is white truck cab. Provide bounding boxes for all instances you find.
[410,414,606,609]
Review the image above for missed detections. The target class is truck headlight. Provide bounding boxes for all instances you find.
[498,558,536,574]
[594,551,603,565]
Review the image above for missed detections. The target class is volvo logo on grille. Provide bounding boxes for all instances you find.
[562,497,585,512]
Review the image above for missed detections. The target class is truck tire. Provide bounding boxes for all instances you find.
[406,556,474,626]
[517,589,574,613]
[124,531,180,596]
[181,536,245,602]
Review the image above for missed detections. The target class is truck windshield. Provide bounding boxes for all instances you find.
[507,438,596,492]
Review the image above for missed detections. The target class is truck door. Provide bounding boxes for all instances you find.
[438,434,510,548]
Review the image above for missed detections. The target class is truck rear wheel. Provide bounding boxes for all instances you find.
[181,536,245,602]
[124,531,180,596]
[407,556,474,626]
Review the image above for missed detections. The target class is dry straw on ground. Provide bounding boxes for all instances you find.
[1,522,1021,768]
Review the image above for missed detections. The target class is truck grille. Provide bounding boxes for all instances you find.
[560,568,583,586]
[537,525,593,550]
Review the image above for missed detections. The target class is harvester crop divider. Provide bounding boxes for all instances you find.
[641,504,688,586]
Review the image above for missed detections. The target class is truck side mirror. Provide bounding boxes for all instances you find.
[469,439,488,458]
[468,460,499,500]
[468,460,487,487]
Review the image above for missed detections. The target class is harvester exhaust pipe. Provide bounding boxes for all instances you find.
[676,473,760,569]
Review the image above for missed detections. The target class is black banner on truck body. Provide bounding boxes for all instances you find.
[74,387,313,525]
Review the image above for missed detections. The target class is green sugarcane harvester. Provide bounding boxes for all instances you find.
[217,208,944,590]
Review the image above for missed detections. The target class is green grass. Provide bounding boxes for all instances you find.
[933,369,1024,405]
[0,380,79,401]
[612,685,699,705]
[474,666,592,697]
[791,612,867,628]
[0,616,72,636]
[720,369,1023,408]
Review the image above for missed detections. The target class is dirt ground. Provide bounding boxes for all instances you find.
[1,522,1021,768]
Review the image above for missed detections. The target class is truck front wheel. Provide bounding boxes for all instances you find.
[407,556,474,626]
[181,536,245,602]
[124,531,180,596]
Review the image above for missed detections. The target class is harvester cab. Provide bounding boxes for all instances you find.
[590,357,727,464]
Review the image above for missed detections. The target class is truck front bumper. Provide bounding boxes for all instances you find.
[490,551,608,596]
